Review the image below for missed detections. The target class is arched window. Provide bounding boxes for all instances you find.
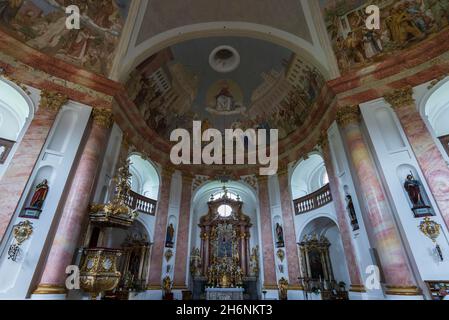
[128,154,160,200]
[425,80,449,157]
[0,79,33,176]
[291,154,329,200]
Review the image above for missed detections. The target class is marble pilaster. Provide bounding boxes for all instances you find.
[277,171,301,286]
[337,105,419,296]
[33,108,112,295]
[147,167,174,288]
[385,87,449,230]
[257,177,277,288]
[0,90,67,241]
[319,135,364,292]
[173,174,193,288]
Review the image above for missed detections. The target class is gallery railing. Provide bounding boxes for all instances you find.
[293,184,332,215]
[125,191,157,216]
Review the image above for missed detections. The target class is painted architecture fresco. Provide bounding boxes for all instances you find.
[126,38,325,141]
[320,0,449,73]
[0,0,130,76]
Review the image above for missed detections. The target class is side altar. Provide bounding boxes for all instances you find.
[190,187,260,300]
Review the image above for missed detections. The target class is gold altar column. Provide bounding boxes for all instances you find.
[0,90,67,241]
[147,167,174,289]
[337,105,420,296]
[320,135,365,292]
[384,87,449,230]
[258,176,277,288]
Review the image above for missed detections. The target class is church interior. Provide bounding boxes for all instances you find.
[0,0,449,301]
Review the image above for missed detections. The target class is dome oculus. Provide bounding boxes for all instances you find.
[209,45,240,73]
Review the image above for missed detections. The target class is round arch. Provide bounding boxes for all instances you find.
[418,77,449,161]
[127,153,161,200]
[290,152,328,200]
[117,22,330,82]
[0,78,35,177]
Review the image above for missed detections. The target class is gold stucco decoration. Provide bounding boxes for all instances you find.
[92,108,114,129]
[39,90,68,112]
[336,105,361,126]
[384,86,414,109]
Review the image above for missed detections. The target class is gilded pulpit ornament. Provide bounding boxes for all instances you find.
[39,90,68,112]
[278,278,289,300]
[79,248,122,299]
[384,86,414,109]
[419,217,443,261]
[90,160,139,228]
[336,105,361,126]
[92,108,113,129]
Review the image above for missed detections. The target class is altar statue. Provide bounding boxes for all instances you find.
[22,179,49,219]
[404,173,432,217]
[249,246,260,277]
[165,223,175,248]
[345,195,359,231]
[278,278,289,300]
[404,174,426,207]
[275,223,285,248]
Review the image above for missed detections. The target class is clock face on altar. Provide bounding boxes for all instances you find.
[218,204,232,218]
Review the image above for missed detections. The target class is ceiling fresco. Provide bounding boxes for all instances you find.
[135,0,312,46]
[0,0,130,76]
[320,0,449,73]
[126,37,325,141]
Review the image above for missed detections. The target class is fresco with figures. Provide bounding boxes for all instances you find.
[126,38,325,141]
[0,0,130,76]
[320,0,449,73]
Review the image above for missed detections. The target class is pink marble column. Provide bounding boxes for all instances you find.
[0,90,67,241]
[147,168,173,288]
[278,171,301,286]
[321,140,364,292]
[33,108,112,295]
[385,87,449,230]
[337,105,419,295]
[258,177,277,288]
[173,174,193,288]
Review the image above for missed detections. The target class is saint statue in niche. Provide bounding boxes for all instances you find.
[20,179,49,219]
[165,223,175,248]
[345,194,359,231]
[404,173,433,218]
[275,223,285,248]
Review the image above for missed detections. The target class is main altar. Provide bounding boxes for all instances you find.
[190,187,259,300]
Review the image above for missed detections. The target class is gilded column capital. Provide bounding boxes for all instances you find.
[92,108,113,129]
[317,130,329,149]
[39,90,68,113]
[336,105,361,127]
[161,166,175,178]
[384,86,414,109]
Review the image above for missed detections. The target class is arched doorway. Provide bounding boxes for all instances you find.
[298,216,351,299]
[0,79,34,177]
